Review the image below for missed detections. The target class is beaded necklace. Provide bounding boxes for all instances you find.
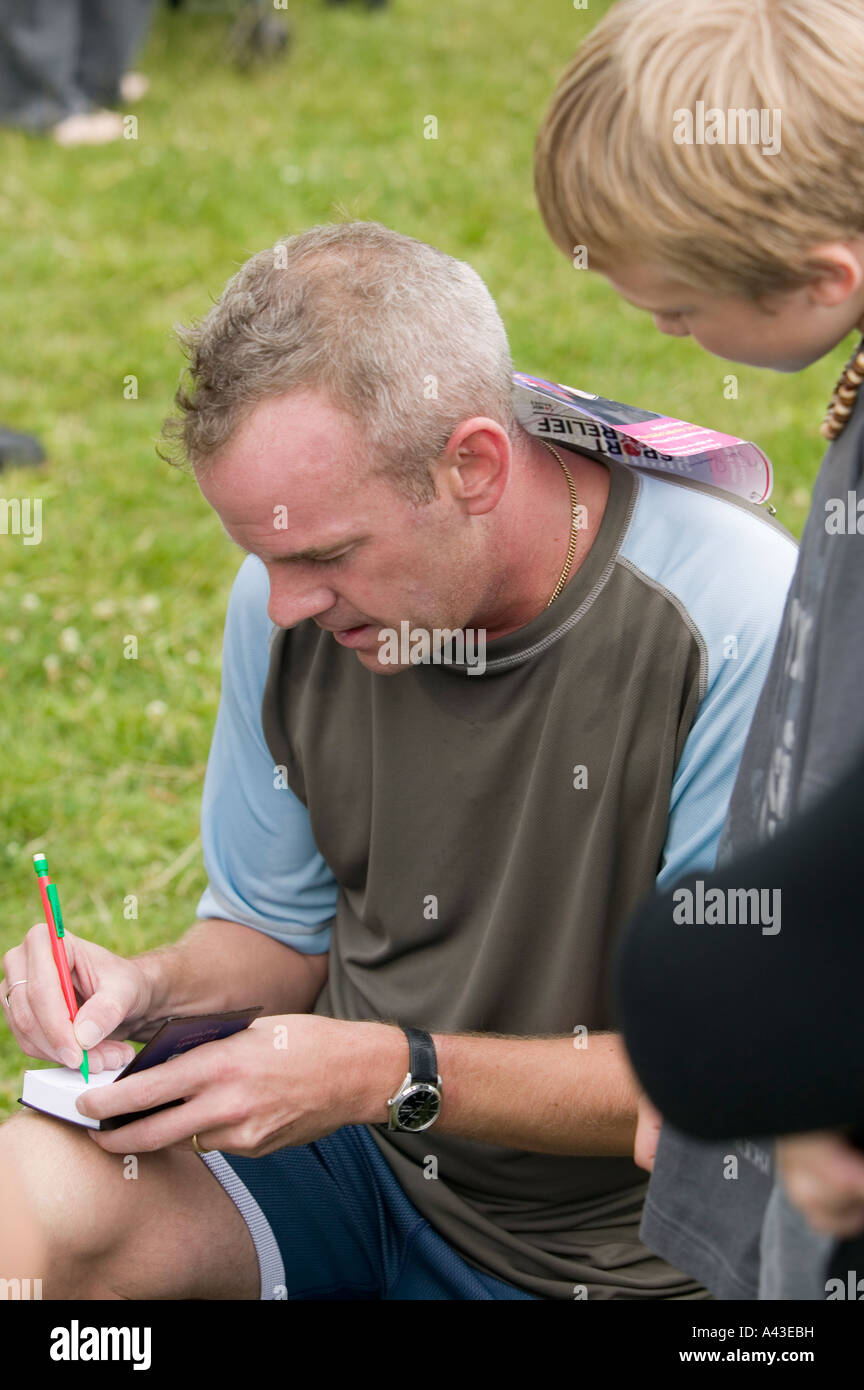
[820,336,864,441]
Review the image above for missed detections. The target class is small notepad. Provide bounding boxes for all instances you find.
[17,1006,263,1131]
[21,1065,124,1129]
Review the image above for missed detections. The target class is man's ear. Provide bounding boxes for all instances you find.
[438,418,510,517]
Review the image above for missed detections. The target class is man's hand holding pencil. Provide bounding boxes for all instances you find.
[1,856,146,1078]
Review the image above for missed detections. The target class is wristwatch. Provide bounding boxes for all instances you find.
[386,1026,442,1132]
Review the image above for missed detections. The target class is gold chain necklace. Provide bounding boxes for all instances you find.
[541,440,581,606]
[820,335,864,441]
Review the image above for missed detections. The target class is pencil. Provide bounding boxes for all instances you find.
[32,853,89,1083]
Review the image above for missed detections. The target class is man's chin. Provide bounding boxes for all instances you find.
[353,648,409,675]
[325,623,414,673]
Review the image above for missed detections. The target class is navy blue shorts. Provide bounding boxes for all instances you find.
[199,1122,541,1300]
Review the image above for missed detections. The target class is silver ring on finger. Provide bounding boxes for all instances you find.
[2,979,28,1007]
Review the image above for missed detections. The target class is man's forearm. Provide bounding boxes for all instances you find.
[125,917,330,1041]
[357,1025,639,1156]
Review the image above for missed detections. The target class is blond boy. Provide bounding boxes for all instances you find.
[535,0,864,1300]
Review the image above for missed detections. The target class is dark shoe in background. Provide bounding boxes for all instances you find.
[0,426,45,471]
[229,6,292,67]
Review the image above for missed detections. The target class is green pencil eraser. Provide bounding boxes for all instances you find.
[32,853,48,874]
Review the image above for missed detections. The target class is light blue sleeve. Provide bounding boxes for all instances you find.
[195,555,338,953]
[619,472,799,889]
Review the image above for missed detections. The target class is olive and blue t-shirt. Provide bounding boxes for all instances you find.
[195,450,796,1299]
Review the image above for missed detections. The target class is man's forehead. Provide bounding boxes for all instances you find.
[195,391,384,556]
[217,389,362,468]
[200,392,373,502]
[205,466,369,551]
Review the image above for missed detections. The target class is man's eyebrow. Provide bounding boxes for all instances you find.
[228,535,364,562]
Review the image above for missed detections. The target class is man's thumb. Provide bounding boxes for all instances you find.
[73,1004,124,1050]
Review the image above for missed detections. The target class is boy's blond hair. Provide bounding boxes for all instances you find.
[535,0,864,298]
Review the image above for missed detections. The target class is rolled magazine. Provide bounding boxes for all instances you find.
[514,372,774,505]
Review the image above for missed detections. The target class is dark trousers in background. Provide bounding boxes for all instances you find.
[0,0,155,131]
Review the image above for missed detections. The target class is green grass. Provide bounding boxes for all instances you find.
[0,0,843,1112]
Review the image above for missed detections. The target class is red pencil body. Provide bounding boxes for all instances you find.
[35,872,78,1019]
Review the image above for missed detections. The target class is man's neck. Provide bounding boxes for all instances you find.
[475,436,612,641]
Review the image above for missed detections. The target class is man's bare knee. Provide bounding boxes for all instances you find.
[0,1110,131,1295]
[0,1131,46,1282]
[0,1111,260,1299]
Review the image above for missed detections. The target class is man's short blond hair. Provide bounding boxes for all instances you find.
[161,220,521,506]
[534,0,864,298]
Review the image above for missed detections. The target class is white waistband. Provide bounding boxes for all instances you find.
[199,1150,287,1301]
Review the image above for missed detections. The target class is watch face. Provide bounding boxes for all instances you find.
[396,1085,441,1131]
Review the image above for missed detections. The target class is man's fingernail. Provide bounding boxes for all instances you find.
[60,1047,80,1068]
[75,1021,101,1047]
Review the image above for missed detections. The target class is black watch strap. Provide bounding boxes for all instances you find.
[404,1026,437,1084]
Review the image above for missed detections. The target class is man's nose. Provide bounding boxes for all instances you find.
[266,571,336,629]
